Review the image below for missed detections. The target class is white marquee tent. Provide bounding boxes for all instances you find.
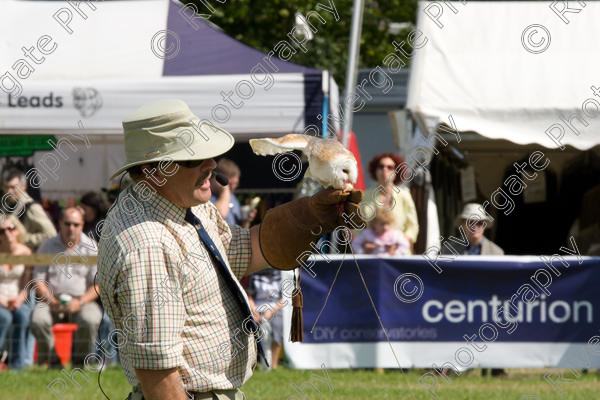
[0,0,338,198]
[407,1,600,151]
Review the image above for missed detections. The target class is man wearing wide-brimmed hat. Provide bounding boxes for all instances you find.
[441,202,505,378]
[444,203,504,256]
[97,99,362,400]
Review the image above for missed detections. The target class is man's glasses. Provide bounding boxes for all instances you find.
[62,222,82,228]
[0,225,16,234]
[176,160,204,168]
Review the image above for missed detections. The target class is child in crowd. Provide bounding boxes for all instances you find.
[353,209,410,256]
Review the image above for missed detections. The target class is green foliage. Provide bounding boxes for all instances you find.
[184,0,419,86]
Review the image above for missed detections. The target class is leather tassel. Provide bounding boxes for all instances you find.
[290,270,304,342]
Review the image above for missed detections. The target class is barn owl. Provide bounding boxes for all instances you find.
[249,133,358,191]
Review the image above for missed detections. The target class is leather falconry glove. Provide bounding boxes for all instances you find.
[258,189,363,342]
[258,188,364,270]
[258,188,363,342]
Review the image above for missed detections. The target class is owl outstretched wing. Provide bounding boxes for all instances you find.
[250,133,358,190]
[249,133,311,156]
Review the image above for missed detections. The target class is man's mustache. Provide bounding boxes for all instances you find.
[195,171,212,186]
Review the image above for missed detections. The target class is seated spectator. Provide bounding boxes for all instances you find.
[210,159,257,227]
[246,269,285,369]
[0,216,33,370]
[79,191,109,242]
[443,203,504,256]
[353,210,410,256]
[30,207,101,366]
[443,203,505,378]
[3,168,57,251]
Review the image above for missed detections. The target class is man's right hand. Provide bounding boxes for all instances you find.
[66,298,82,313]
[49,297,62,312]
[135,368,191,400]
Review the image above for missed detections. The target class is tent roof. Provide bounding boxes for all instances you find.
[0,0,331,136]
[164,1,319,75]
[407,1,600,150]
[0,0,317,80]
[1,0,167,81]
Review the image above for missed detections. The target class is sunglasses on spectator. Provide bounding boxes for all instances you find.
[377,164,396,170]
[62,222,82,227]
[465,221,486,227]
[0,225,16,234]
[176,160,204,168]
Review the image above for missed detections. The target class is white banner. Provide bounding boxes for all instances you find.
[0,74,306,137]
[281,257,600,369]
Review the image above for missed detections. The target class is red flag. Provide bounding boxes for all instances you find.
[337,131,366,191]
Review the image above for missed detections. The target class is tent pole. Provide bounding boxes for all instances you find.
[341,0,365,148]
[322,71,329,138]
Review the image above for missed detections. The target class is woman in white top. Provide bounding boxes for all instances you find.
[0,215,32,370]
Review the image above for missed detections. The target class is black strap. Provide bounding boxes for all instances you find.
[184,209,267,366]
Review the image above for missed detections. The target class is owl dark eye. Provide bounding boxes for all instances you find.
[343,169,349,174]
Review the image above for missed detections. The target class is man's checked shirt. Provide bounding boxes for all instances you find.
[97,183,256,392]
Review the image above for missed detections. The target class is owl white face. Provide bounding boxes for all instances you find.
[344,157,358,185]
[330,154,358,190]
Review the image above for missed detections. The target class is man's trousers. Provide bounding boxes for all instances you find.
[30,302,102,365]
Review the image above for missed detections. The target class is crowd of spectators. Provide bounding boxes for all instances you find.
[0,152,506,375]
[0,168,108,370]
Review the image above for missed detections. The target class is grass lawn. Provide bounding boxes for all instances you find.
[1,366,599,400]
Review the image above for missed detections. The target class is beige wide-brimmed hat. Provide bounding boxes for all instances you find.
[109,99,234,180]
[455,202,494,227]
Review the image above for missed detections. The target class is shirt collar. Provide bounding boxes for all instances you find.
[127,183,187,224]
[466,238,484,251]
[126,182,211,225]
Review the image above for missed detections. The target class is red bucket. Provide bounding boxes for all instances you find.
[52,324,78,366]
